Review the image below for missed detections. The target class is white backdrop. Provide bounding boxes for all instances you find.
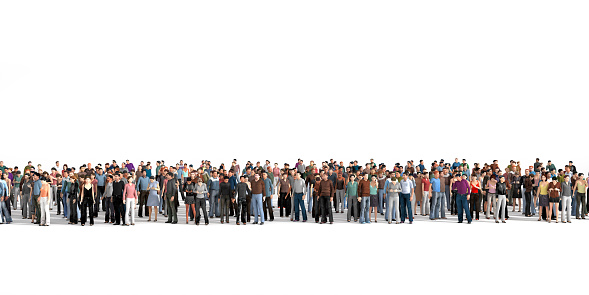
[1,1,589,294]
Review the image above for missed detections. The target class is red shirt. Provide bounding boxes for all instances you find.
[422,179,431,191]
[471,181,480,193]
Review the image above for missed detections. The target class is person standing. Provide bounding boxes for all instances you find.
[420,173,430,216]
[291,172,307,222]
[316,174,334,224]
[250,173,266,225]
[80,177,95,226]
[277,173,291,218]
[536,174,550,222]
[357,174,371,224]
[111,174,126,226]
[207,171,220,219]
[136,170,149,218]
[32,173,42,224]
[345,174,359,222]
[573,173,587,219]
[21,174,32,219]
[385,176,401,224]
[262,172,274,222]
[234,176,250,225]
[194,177,209,225]
[369,175,379,223]
[495,175,508,223]
[485,175,497,219]
[0,175,12,224]
[429,171,443,220]
[399,173,415,224]
[219,177,232,224]
[547,176,561,223]
[455,174,472,224]
[162,172,178,224]
[469,175,481,221]
[561,175,573,223]
[522,170,534,217]
[334,172,346,213]
[67,177,79,224]
[146,176,160,222]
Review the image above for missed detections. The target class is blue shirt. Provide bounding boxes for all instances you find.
[229,176,238,190]
[264,178,273,196]
[137,176,149,191]
[0,180,7,197]
[146,169,152,178]
[430,178,441,192]
[208,178,219,191]
[95,173,107,186]
[400,179,414,194]
[33,180,42,196]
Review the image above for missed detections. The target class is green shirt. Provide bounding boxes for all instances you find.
[346,181,358,197]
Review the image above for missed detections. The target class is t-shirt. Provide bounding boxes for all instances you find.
[422,179,431,192]
[400,179,414,194]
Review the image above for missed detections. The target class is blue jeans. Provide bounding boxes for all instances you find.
[377,189,385,214]
[399,193,413,222]
[430,191,440,219]
[0,199,12,223]
[571,191,577,216]
[252,194,264,223]
[385,192,396,220]
[208,190,219,217]
[62,190,69,217]
[456,193,472,223]
[293,193,307,221]
[360,197,370,223]
[445,185,450,208]
[307,185,313,212]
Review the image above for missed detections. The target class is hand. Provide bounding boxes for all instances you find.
[467,195,470,201]
[357,197,361,202]
[171,197,174,202]
[330,197,333,202]
[123,200,126,204]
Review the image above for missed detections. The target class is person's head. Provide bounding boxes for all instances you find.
[295,172,301,180]
[142,170,146,176]
[564,175,570,182]
[499,175,505,182]
[262,172,267,179]
[85,177,91,184]
[107,175,113,182]
[149,176,155,182]
[541,174,547,182]
[403,173,408,180]
[223,177,229,183]
[322,174,328,181]
[350,174,356,182]
[254,173,260,181]
[461,174,467,180]
[128,176,134,183]
[371,175,377,182]
[552,176,557,183]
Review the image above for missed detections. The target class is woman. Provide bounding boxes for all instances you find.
[386,176,401,224]
[183,178,197,224]
[485,175,497,219]
[90,173,99,217]
[495,175,508,223]
[470,175,482,220]
[511,171,522,212]
[159,168,168,216]
[146,176,160,222]
[547,176,561,223]
[536,174,549,222]
[123,177,138,226]
[79,177,95,226]
[194,177,209,225]
[369,175,379,223]
[68,177,79,224]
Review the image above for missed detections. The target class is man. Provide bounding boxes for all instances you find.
[377,172,387,215]
[250,173,266,225]
[207,171,220,218]
[522,169,534,217]
[291,172,307,222]
[316,174,334,224]
[162,172,178,224]
[111,173,125,225]
[573,173,587,219]
[12,170,22,210]
[357,174,371,224]
[452,158,461,171]
[0,175,12,224]
[32,173,42,224]
[103,175,114,223]
[136,170,149,217]
[262,172,274,221]
[234,176,250,225]
[38,177,51,226]
[125,159,135,172]
[334,172,346,213]
[455,174,472,224]
[95,168,106,213]
[277,173,291,218]
[399,173,414,224]
[219,177,232,224]
[429,171,443,220]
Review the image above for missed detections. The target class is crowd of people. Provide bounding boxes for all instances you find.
[0,158,585,226]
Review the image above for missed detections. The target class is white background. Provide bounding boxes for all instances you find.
[1,1,588,294]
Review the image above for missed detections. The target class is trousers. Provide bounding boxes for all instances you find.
[39,197,50,225]
[125,199,135,224]
[386,196,399,223]
[81,201,94,225]
[195,198,209,224]
[335,189,345,212]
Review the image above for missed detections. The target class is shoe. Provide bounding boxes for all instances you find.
[196,222,199,226]
[409,221,413,224]
[388,221,392,224]
[502,221,506,223]
[253,221,258,224]
[329,222,333,224]
[360,221,365,224]
[236,222,240,225]
[467,221,471,224]
[303,220,307,222]
[114,223,120,225]
[260,222,264,225]
[172,221,177,224]
[165,221,171,223]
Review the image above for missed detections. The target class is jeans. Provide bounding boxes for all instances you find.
[456,194,471,223]
[377,189,385,214]
[307,185,313,213]
[430,191,440,219]
[575,193,586,217]
[12,187,19,210]
[561,196,572,222]
[263,195,274,221]
[360,197,370,223]
[386,195,399,223]
[524,190,532,216]
[334,189,344,212]
[438,191,446,218]
[318,196,333,223]
[0,199,12,223]
[251,194,264,223]
[220,195,231,223]
[495,194,506,222]
[571,192,577,216]
[347,194,358,221]
[208,190,219,217]
[469,192,480,220]
[22,193,30,218]
[293,193,307,221]
[445,185,450,208]
[486,193,496,219]
[104,197,114,222]
[399,193,413,222]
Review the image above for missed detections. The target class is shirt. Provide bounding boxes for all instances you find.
[33,180,42,196]
[455,179,471,195]
[95,173,107,186]
[123,183,138,200]
[400,179,414,194]
[136,176,149,191]
[292,178,306,194]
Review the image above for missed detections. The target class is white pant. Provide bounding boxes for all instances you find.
[125,199,136,224]
[40,197,50,225]
[561,196,572,222]
[495,194,506,222]
[421,191,430,215]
